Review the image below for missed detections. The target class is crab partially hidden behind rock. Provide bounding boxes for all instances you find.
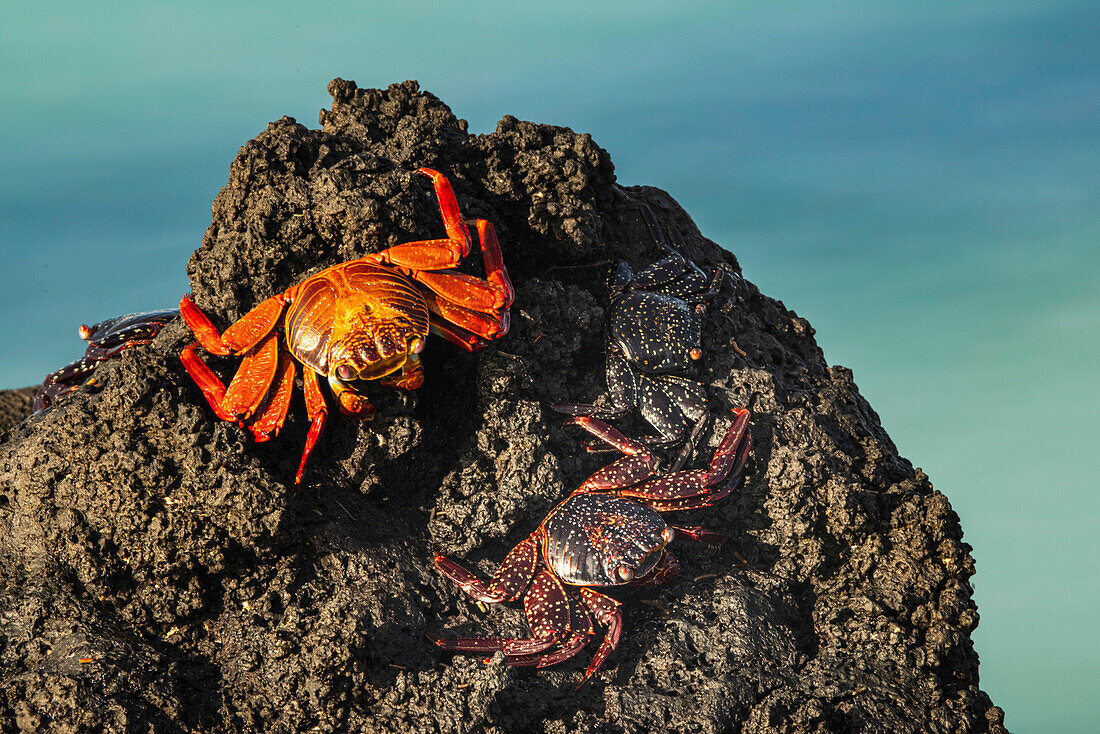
[34,308,179,413]
[430,408,751,687]
[554,205,727,460]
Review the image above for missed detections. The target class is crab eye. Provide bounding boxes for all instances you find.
[616,565,634,582]
[661,527,676,545]
[336,364,356,381]
[689,348,703,361]
[409,337,426,354]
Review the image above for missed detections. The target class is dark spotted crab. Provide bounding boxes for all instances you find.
[34,308,179,413]
[554,206,726,455]
[180,168,514,484]
[430,408,751,686]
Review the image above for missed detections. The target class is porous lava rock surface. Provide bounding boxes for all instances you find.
[0,388,33,439]
[0,80,1007,733]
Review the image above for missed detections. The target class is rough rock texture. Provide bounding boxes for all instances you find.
[0,388,34,439]
[0,80,1007,733]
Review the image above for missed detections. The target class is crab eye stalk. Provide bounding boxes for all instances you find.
[616,565,635,582]
[336,364,356,381]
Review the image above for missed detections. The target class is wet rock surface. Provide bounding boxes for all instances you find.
[0,80,1006,733]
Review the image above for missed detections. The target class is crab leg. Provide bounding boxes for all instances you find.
[576,588,622,685]
[707,408,751,485]
[569,409,752,510]
[669,526,727,545]
[180,343,239,423]
[471,219,515,308]
[424,294,509,340]
[410,219,515,315]
[580,454,659,493]
[428,319,491,352]
[407,219,514,332]
[552,350,635,426]
[668,410,712,472]
[248,351,296,442]
[506,634,588,668]
[434,536,539,604]
[222,332,280,420]
[430,568,567,658]
[633,205,710,294]
[612,470,711,505]
[296,369,328,485]
[570,416,648,456]
[415,271,509,311]
[180,295,284,356]
[365,169,472,270]
[506,594,592,667]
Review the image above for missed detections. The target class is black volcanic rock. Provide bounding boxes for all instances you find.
[0,80,1007,733]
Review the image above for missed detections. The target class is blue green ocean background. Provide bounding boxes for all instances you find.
[2,2,1096,730]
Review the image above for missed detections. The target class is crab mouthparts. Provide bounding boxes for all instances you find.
[611,531,670,584]
[351,352,407,380]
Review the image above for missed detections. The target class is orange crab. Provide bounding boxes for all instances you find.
[179,168,514,484]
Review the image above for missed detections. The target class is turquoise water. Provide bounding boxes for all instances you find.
[2,2,1096,730]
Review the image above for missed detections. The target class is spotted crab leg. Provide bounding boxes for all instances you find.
[552,350,635,425]
[556,357,708,453]
[430,567,568,659]
[433,536,539,604]
[622,409,751,511]
[667,410,713,472]
[576,588,622,686]
[632,205,726,305]
[504,590,593,669]
[669,526,727,545]
[568,409,751,510]
[707,408,752,485]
